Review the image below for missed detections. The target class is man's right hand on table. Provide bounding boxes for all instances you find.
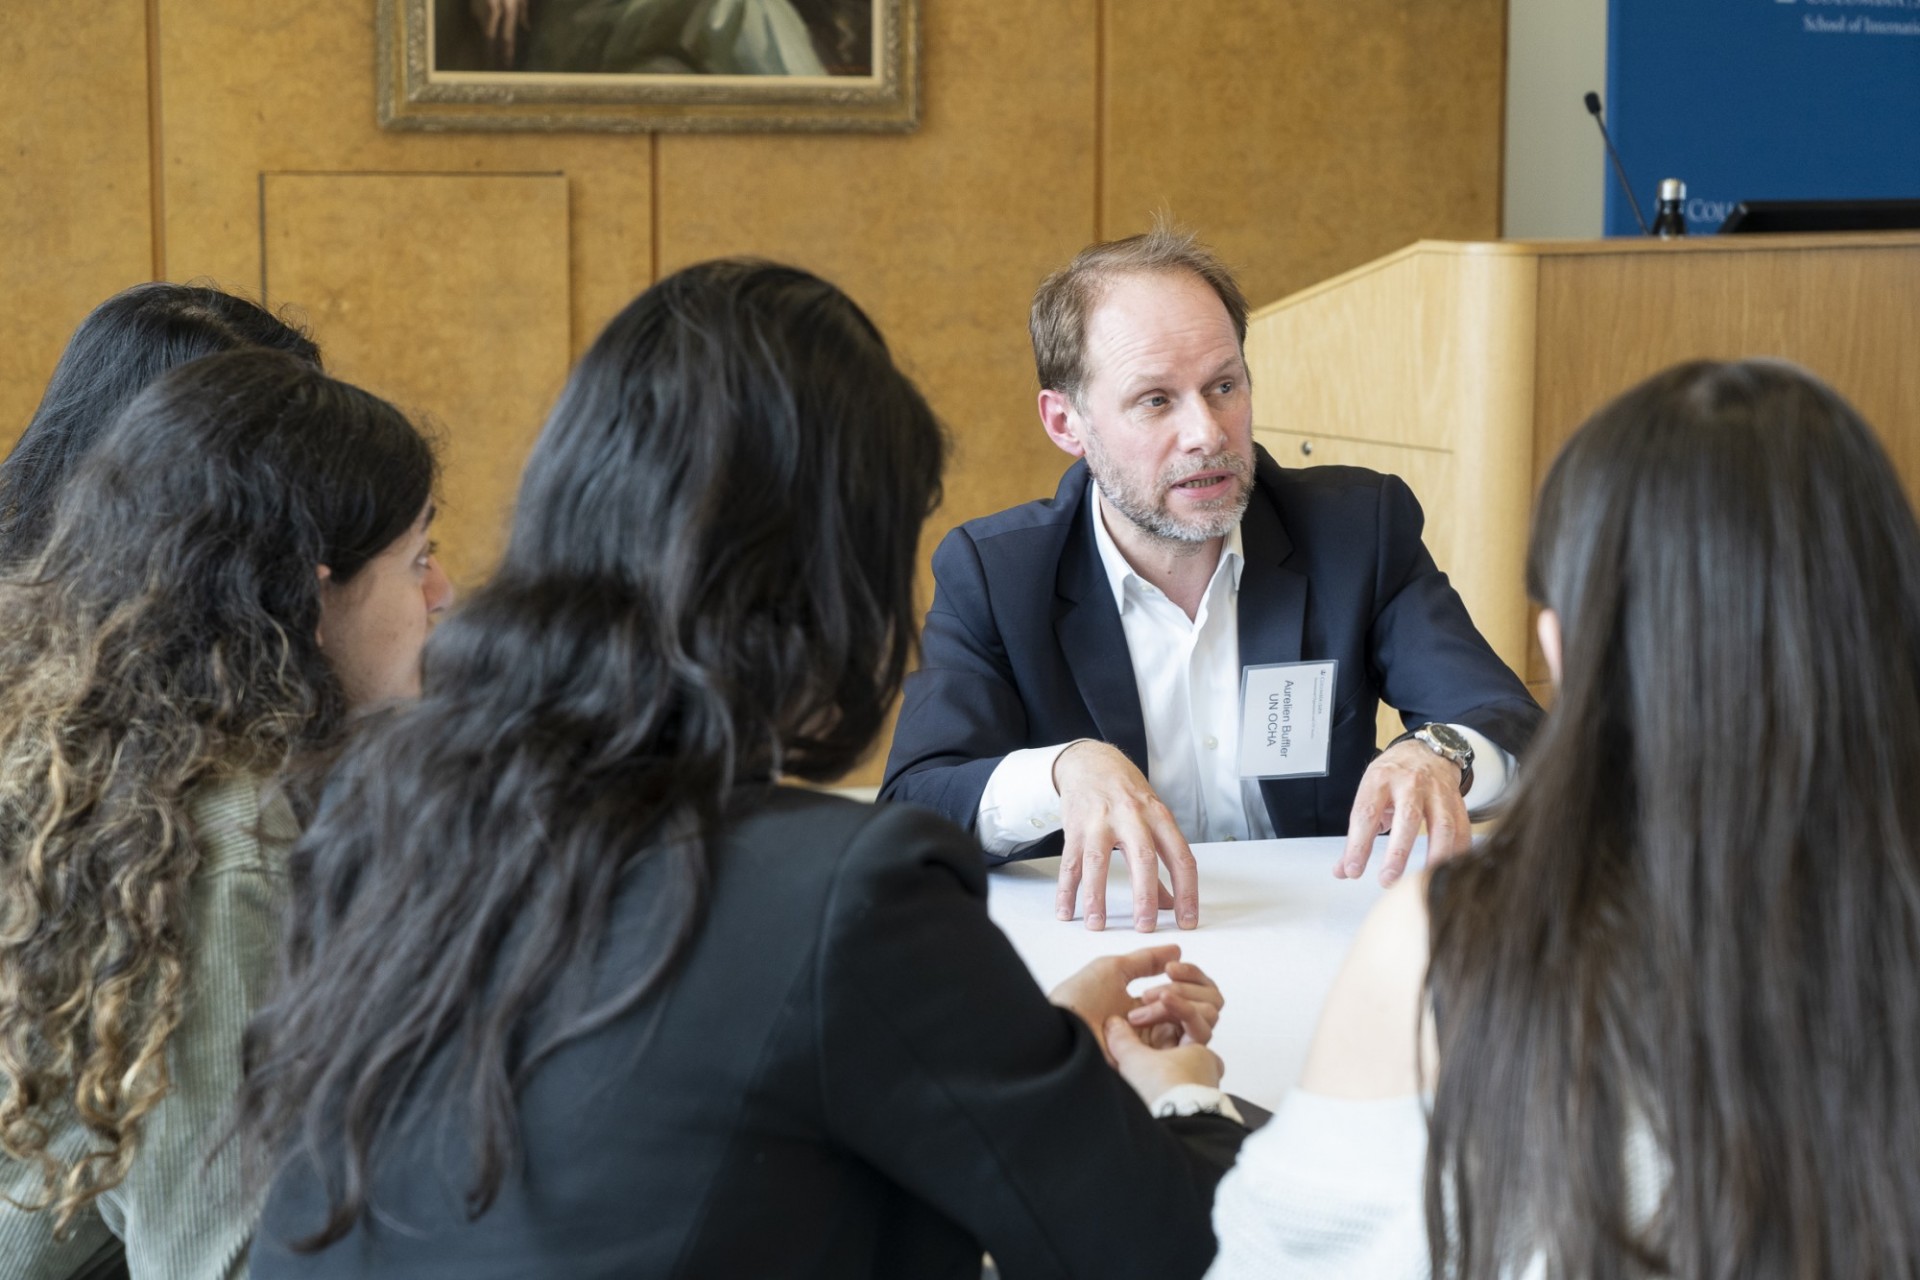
[1051,741,1200,933]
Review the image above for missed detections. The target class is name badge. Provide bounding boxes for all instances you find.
[1238,661,1338,779]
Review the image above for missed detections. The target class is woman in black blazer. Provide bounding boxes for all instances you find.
[236,260,1247,1279]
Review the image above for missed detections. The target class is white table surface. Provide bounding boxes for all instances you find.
[986,836,1426,1111]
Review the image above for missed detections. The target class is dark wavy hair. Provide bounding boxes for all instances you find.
[0,282,322,566]
[235,259,948,1247]
[1424,360,1920,1278]
[0,349,432,1230]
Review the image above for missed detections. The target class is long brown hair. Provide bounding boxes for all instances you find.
[0,350,432,1230]
[1425,360,1920,1278]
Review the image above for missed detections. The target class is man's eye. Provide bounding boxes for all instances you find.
[1142,395,1169,409]
[1214,380,1236,396]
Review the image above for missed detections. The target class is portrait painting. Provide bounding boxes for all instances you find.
[378,0,918,133]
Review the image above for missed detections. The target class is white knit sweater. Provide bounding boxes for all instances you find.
[1206,1092,1437,1280]
[1208,1090,1666,1279]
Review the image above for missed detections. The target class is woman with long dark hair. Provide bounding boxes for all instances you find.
[0,282,322,566]
[238,259,1244,1279]
[0,350,450,1279]
[1179,360,1920,1277]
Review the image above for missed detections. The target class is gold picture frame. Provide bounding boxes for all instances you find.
[378,0,919,133]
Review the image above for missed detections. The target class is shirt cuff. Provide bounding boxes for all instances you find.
[1446,723,1513,813]
[1149,1083,1246,1126]
[975,744,1075,855]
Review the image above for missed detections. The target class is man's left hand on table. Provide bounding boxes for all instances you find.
[1335,739,1473,886]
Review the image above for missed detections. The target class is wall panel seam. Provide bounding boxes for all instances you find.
[1093,0,1106,242]
[1251,429,1454,457]
[649,133,661,283]
[257,172,268,303]
[145,0,166,279]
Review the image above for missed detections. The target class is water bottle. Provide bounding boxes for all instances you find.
[1652,178,1688,238]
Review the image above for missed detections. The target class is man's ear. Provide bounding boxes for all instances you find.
[1536,607,1563,686]
[1038,388,1087,459]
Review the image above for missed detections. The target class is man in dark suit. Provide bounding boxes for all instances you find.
[881,228,1541,932]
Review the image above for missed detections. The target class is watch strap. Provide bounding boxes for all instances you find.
[1387,724,1474,796]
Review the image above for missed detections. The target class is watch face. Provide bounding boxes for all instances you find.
[1420,723,1471,757]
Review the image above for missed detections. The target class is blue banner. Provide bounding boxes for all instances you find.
[1605,0,1920,235]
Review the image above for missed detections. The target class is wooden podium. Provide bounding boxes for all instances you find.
[1245,233,1920,707]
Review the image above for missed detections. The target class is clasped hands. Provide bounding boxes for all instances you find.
[1051,737,1473,932]
[1048,944,1225,1098]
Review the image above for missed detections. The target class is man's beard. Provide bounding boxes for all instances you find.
[1086,438,1254,546]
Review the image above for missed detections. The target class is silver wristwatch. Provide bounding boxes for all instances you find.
[1388,723,1474,795]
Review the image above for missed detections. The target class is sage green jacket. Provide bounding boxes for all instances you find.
[0,775,296,1280]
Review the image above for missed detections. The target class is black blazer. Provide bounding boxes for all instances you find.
[881,450,1543,859]
[250,791,1244,1280]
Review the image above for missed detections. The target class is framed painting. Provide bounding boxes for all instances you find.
[378,0,919,132]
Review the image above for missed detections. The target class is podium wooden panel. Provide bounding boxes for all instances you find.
[1246,233,1920,706]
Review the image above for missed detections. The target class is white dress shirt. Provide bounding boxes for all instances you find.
[974,490,1512,855]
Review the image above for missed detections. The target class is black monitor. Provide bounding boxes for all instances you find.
[1718,199,1920,234]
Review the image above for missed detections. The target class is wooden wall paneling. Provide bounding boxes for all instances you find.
[1102,0,1507,306]
[1438,248,1537,675]
[1526,236,1920,684]
[1,0,155,448]
[1531,240,1920,490]
[261,173,571,585]
[1246,247,1431,449]
[1248,243,1538,675]
[652,0,1101,783]
[154,0,651,356]
[654,0,1099,533]
[1255,234,1920,697]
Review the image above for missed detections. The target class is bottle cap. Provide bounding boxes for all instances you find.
[1660,178,1686,201]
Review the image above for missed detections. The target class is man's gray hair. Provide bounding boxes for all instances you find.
[1029,224,1250,404]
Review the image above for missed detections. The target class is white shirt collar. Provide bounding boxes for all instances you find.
[1089,483,1245,613]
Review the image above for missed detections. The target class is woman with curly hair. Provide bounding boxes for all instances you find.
[0,348,451,1279]
[0,281,322,567]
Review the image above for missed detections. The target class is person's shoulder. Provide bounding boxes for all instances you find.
[768,793,985,901]
[842,797,982,876]
[928,464,1090,605]
[729,788,977,873]
[185,771,286,879]
[1348,870,1435,978]
[1296,870,1435,1099]
[722,791,986,961]
[944,460,1090,549]
[1253,447,1424,552]
[725,785,878,853]
[1257,447,1403,504]
[1317,870,1433,1021]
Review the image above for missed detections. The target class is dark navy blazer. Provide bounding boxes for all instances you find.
[880,448,1543,860]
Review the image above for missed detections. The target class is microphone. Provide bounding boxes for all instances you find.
[1584,91,1650,236]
